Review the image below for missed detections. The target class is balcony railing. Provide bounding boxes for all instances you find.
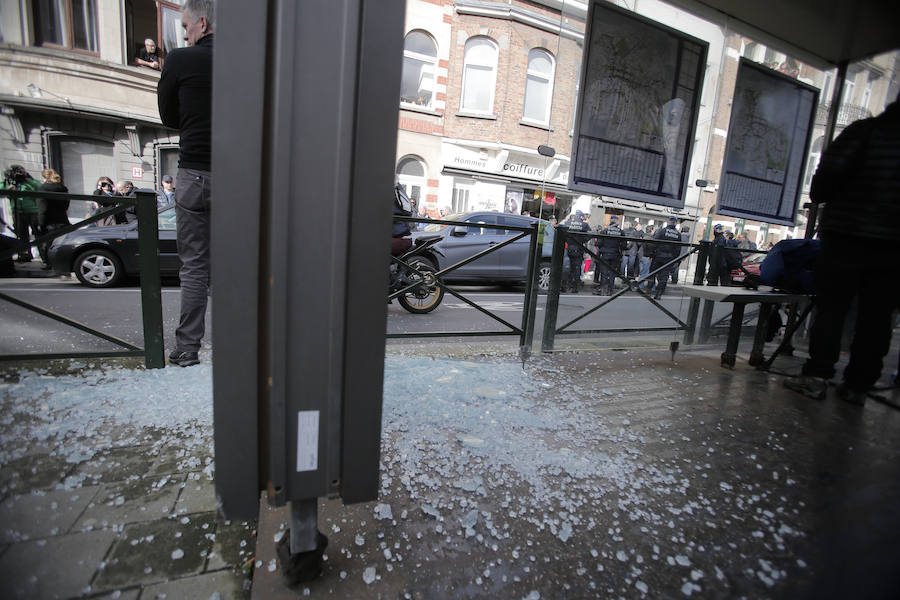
[816,102,873,127]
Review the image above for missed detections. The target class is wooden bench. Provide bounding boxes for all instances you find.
[680,284,811,368]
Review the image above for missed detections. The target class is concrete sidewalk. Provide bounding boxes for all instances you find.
[2,335,899,599]
[0,360,253,600]
[249,341,900,600]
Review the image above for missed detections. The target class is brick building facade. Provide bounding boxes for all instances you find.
[396,0,899,246]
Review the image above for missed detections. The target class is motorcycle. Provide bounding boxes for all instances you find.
[389,235,445,314]
[389,183,444,314]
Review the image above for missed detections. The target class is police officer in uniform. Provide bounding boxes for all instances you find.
[705,224,729,285]
[649,216,683,299]
[592,215,626,296]
[564,211,590,293]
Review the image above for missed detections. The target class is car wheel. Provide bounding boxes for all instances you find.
[536,261,552,293]
[74,249,123,288]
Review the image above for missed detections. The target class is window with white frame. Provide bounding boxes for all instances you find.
[522,49,555,125]
[451,180,473,213]
[396,156,426,209]
[400,31,438,108]
[32,0,99,54]
[461,37,498,115]
[841,78,856,105]
[803,136,823,190]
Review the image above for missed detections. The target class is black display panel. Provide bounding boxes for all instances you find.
[716,59,819,226]
[569,1,708,208]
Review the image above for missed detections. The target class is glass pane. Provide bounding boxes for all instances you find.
[528,50,552,75]
[400,56,432,106]
[397,158,424,177]
[158,208,177,230]
[34,0,65,46]
[523,76,549,121]
[72,0,98,52]
[160,147,179,182]
[462,65,492,112]
[404,31,436,57]
[466,38,495,66]
[162,6,187,54]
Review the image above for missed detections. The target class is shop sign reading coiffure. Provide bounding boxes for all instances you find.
[443,141,564,183]
[501,161,544,179]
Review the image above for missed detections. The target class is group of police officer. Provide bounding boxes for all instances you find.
[562,212,686,299]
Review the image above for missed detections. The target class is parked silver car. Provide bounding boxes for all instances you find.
[409,212,555,290]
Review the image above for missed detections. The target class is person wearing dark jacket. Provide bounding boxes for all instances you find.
[621,220,643,279]
[592,215,626,296]
[36,168,69,268]
[157,0,214,368]
[784,99,900,406]
[2,165,40,262]
[564,211,590,293]
[705,224,729,285]
[648,216,682,299]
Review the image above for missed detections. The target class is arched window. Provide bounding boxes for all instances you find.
[396,156,426,207]
[461,37,498,115]
[400,30,438,108]
[522,49,555,125]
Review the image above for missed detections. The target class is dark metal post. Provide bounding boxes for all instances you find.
[806,61,847,239]
[135,192,165,369]
[541,225,567,352]
[684,241,709,345]
[520,222,541,358]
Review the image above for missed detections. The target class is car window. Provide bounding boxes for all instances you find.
[158,208,177,231]
[464,214,498,235]
[422,212,464,232]
[498,215,527,235]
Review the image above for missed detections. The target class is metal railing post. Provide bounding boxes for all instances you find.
[135,191,165,368]
[541,224,567,353]
[683,241,710,345]
[519,222,541,359]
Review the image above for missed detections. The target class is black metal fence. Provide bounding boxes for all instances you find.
[0,189,165,368]
[387,216,543,356]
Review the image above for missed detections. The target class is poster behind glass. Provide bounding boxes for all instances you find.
[569,1,707,209]
[716,59,818,226]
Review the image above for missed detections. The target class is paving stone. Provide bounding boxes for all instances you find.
[207,519,256,572]
[69,444,156,485]
[0,486,100,543]
[93,512,217,591]
[91,589,140,600]
[74,475,184,531]
[0,450,73,498]
[150,445,214,477]
[174,472,218,515]
[141,569,250,600]
[0,529,116,599]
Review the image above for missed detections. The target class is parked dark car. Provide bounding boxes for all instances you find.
[48,204,180,287]
[410,212,555,290]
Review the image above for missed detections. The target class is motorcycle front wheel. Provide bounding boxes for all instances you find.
[397,257,444,314]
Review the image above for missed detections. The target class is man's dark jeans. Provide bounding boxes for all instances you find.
[802,236,898,390]
[174,168,211,353]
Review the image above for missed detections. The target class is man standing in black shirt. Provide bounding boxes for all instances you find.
[158,0,214,367]
[784,100,900,405]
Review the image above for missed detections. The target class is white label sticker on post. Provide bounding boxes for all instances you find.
[296,411,319,472]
